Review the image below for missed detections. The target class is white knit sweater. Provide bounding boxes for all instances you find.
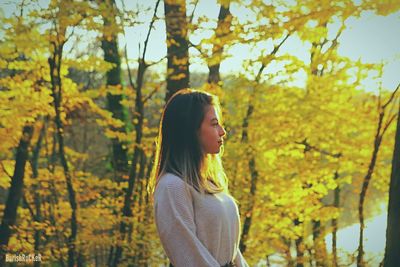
[154,173,249,267]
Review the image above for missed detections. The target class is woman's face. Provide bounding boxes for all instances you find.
[198,105,226,154]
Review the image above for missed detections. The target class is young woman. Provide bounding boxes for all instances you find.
[150,89,249,267]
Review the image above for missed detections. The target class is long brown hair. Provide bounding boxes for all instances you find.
[149,89,228,194]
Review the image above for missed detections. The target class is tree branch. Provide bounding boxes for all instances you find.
[295,138,342,158]
[382,83,400,110]
[0,161,12,178]
[141,0,162,63]
[189,0,199,24]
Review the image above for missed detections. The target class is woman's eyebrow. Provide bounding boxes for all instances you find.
[211,118,218,122]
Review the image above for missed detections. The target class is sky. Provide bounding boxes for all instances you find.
[1,0,399,92]
[121,0,400,92]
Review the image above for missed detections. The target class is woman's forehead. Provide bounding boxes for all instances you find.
[204,105,220,120]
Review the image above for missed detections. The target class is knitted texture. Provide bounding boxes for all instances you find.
[154,173,249,267]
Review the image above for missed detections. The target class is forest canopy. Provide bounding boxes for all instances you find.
[0,0,399,266]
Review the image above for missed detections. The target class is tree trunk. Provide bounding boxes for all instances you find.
[111,29,147,267]
[208,1,231,85]
[238,33,289,255]
[0,125,34,265]
[239,63,264,253]
[49,42,79,267]
[239,154,258,254]
[101,0,128,182]
[383,103,400,267]
[357,113,384,267]
[31,121,46,267]
[313,220,328,266]
[332,171,340,267]
[239,64,265,254]
[164,0,189,101]
[294,219,304,267]
[109,0,162,262]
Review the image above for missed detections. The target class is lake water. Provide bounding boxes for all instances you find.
[258,208,388,267]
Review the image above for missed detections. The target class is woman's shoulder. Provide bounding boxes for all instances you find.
[154,173,193,202]
[155,173,187,192]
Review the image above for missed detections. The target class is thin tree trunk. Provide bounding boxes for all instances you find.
[313,220,328,266]
[31,121,46,267]
[111,1,161,263]
[239,153,258,254]
[284,238,295,267]
[383,100,400,267]
[208,1,231,85]
[294,219,304,267]
[332,171,340,267]
[164,0,189,101]
[266,255,271,267]
[49,42,79,267]
[101,0,128,182]
[111,55,145,267]
[0,125,34,265]
[47,131,67,267]
[101,1,129,261]
[132,152,147,266]
[110,21,146,267]
[357,115,384,267]
[238,35,289,253]
[238,67,260,254]
[48,195,67,267]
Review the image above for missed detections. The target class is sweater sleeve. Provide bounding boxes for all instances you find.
[154,178,220,267]
[234,249,249,267]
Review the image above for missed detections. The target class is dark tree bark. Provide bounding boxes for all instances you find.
[101,0,130,262]
[0,125,34,265]
[49,41,79,267]
[238,86,258,254]
[101,0,128,182]
[357,86,398,267]
[239,153,258,254]
[383,97,400,267]
[110,1,161,265]
[111,48,145,267]
[294,219,304,267]
[164,0,189,101]
[312,220,327,266]
[208,1,232,85]
[357,129,382,267]
[31,121,46,267]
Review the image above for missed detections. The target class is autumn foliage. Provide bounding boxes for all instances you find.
[0,0,399,266]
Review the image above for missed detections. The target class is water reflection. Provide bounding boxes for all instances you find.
[325,209,387,266]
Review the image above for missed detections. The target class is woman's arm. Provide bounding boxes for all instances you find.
[154,178,220,267]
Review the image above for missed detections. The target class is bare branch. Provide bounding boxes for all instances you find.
[255,32,291,82]
[329,21,346,51]
[295,138,342,158]
[143,82,165,104]
[22,194,36,220]
[382,82,400,110]
[142,0,162,63]
[124,44,136,91]
[188,40,208,58]
[271,32,291,56]
[189,0,200,24]
[146,55,167,67]
[0,161,12,178]
[382,113,398,137]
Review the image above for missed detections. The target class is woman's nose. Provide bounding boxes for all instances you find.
[219,126,226,137]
